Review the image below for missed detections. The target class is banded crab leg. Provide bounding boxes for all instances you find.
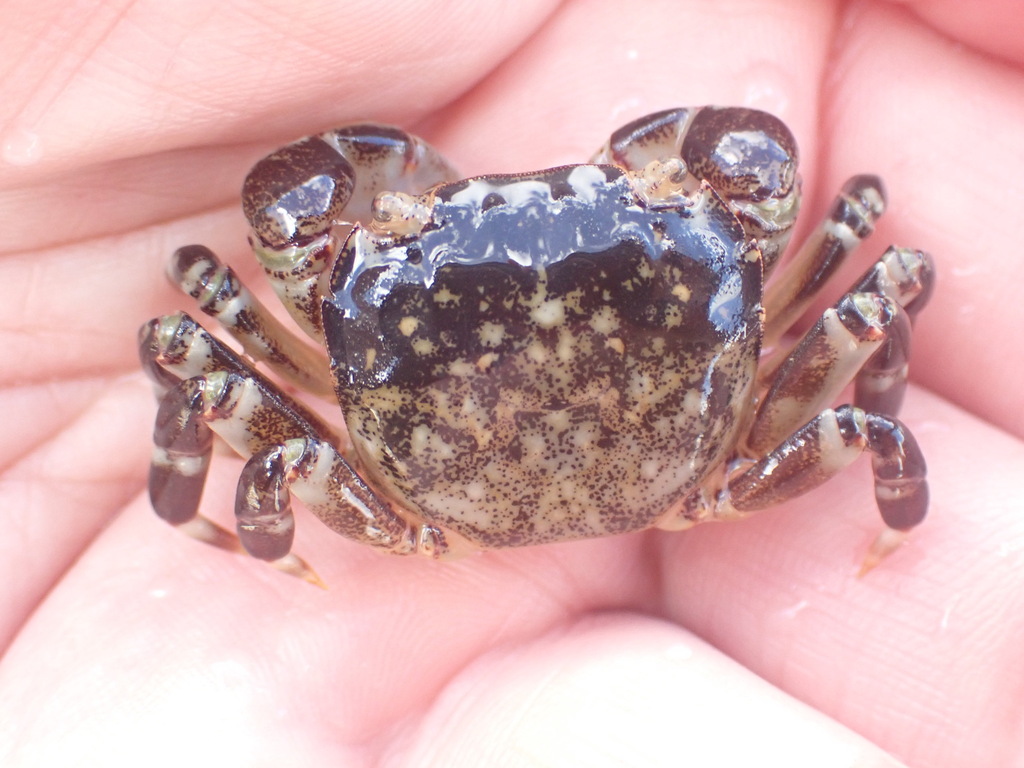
[761,175,888,350]
[166,244,335,397]
[848,247,936,414]
[750,246,935,439]
[139,312,447,584]
[675,250,934,570]
[723,405,926,572]
[746,291,908,457]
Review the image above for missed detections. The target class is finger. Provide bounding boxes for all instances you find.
[885,0,1024,64]
[0,375,152,649]
[0,0,557,174]
[0,489,649,762]
[0,0,558,253]
[820,1,1024,436]
[396,614,910,767]
[661,387,1024,767]
[434,0,834,177]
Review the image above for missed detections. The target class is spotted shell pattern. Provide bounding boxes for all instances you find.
[323,164,763,548]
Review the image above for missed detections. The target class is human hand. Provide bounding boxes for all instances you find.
[1,1,1021,765]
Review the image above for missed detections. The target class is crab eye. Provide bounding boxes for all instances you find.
[683,107,798,202]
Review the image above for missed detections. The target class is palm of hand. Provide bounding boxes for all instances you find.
[1,2,1022,766]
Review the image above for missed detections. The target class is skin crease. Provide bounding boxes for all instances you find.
[0,0,1023,765]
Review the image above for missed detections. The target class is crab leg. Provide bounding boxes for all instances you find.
[746,292,910,456]
[749,244,936,452]
[723,405,927,567]
[141,312,337,581]
[140,313,440,582]
[139,311,335,436]
[242,124,460,341]
[660,404,928,567]
[729,406,927,526]
[846,247,935,414]
[237,437,448,562]
[166,244,334,397]
[761,175,887,348]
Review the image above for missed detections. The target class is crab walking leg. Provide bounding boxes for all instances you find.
[848,247,936,414]
[241,125,460,341]
[139,311,338,440]
[236,437,447,562]
[148,372,322,583]
[758,244,935,412]
[720,406,927,568]
[166,244,334,397]
[149,370,442,584]
[762,175,887,349]
[140,312,343,582]
[747,292,910,455]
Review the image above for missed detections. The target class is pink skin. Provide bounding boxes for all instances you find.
[1,1,1023,765]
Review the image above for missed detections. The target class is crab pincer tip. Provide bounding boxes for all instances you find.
[858,527,910,577]
[271,553,328,589]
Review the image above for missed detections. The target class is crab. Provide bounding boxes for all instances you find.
[139,107,934,585]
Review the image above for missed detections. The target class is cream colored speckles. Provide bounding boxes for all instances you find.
[641,459,661,480]
[407,424,428,455]
[478,321,505,347]
[530,298,565,328]
[434,287,460,306]
[570,422,600,449]
[662,302,684,328]
[526,341,548,364]
[476,352,499,371]
[365,348,377,368]
[546,409,572,433]
[424,489,495,530]
[398,316,420,336]
[588,305,620,335]
[410,423,455,460]
[672,283,692,302]
[520,432,548,462]
[683,389,704,419]
[606,337,625,355]
[555,330,576,362]
[449,360,475,377]
[411,338,436,356]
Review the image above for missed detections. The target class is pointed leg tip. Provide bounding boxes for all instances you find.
[858,527,909,577]
[270,553,328,589]
[175,516,245,554]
